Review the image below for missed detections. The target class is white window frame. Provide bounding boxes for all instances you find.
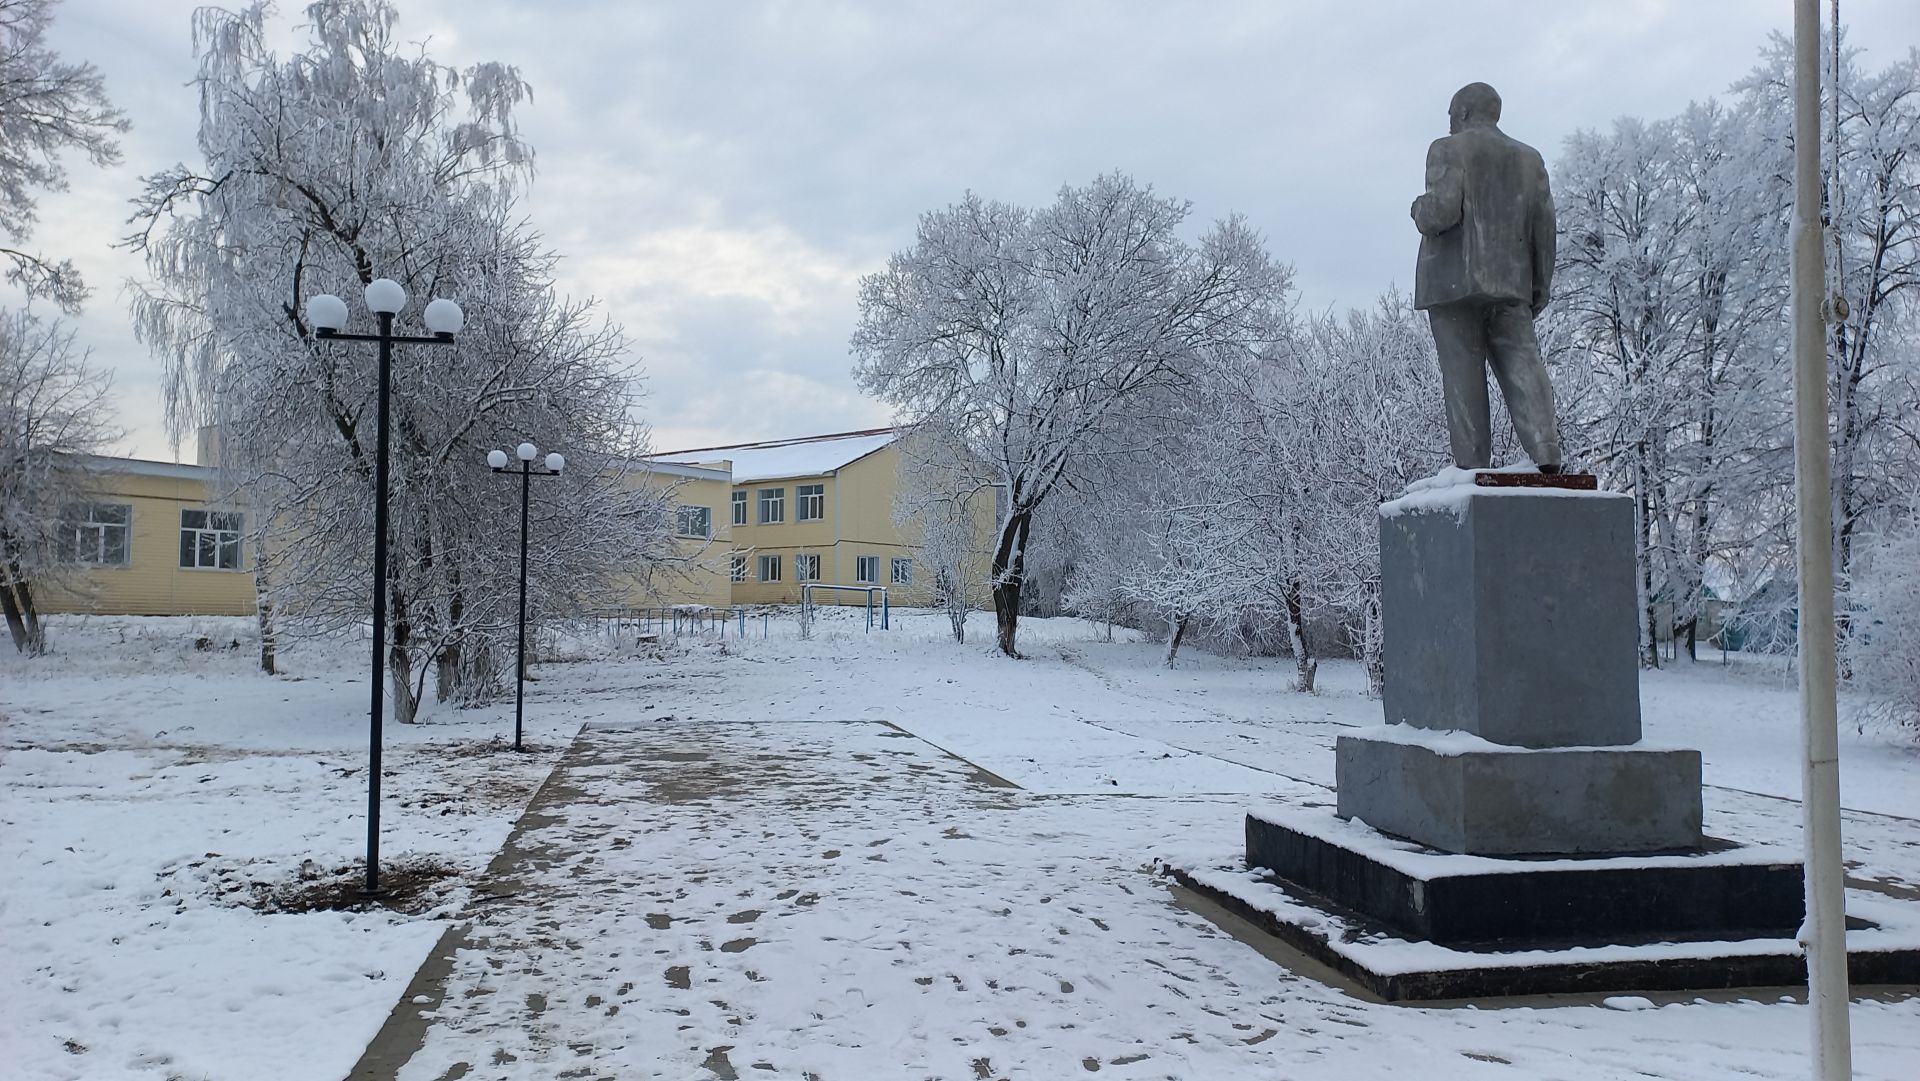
[180,509,244,570]
[796,553,821,582]
[731,490,747,527]
[729,553,748,582]
[676,504,712,539]
[796,482,825,522]
[758,487,785,524]
[891,558,913,585]
[758,553,781,582]
[60,503,132,566]
[856,555,879,584]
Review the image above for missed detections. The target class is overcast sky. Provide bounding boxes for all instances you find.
[18,0,1920,460]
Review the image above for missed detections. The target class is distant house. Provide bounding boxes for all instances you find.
[652,428,991,607]
[34,455,256,617]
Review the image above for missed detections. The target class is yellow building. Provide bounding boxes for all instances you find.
[612,459,734,609]
[652,429,992,608]
[35,455,256,617]
[33,429,989,618]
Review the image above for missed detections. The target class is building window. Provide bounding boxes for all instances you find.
[676,505,712,539]
[856,555,879,584]
[180,509,244,569]
[797,483,825,521]
[758,554,781,582]
[891,558,913,585]
[796,553,820,582]
[732,490,747,526]
[758,487,785,524]
[729,553,748,582]
[59,503,131,566]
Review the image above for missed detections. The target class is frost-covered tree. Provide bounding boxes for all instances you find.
[124,1,674,717]
[853,173,1289,657]
[0,310,118,652]
[892,422,993,643]
[0,0,127,312]
[1288,296,1451,694]
[1845,512,1920,736]
[1551,98,1796,666]
[1737,38,1920,580]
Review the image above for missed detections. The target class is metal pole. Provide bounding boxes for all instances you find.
[514,458,531,752]
[1791,1,1852,1075]
[364,311,394,896]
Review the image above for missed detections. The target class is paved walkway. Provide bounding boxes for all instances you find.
[347,719,1313,1079]
[344,718,1920,1081]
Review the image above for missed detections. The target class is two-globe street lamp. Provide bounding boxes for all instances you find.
[487,442,564,752]
[305,279,464,896]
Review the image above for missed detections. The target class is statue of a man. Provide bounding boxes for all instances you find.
[1411,82,1563,473]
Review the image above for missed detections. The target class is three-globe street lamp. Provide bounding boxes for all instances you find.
[488,442,564,752]
[306,279,464,896]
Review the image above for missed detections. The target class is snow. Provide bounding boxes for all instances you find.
[651,430,896,483]
[1351,719,1694,757]
[1381,464,1631,519]
[1,617,572,1081]
[6,608,1920,1079]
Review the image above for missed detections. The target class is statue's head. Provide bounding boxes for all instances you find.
[1448,82,1502,134]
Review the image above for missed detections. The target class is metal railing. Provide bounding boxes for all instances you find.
[593,605,767,640]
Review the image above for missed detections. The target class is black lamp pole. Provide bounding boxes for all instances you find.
[489,445,563,751]
[308,283,461,896]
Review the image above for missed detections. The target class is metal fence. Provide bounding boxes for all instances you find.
[593,605,767,640]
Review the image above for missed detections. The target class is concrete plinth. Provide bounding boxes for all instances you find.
[1336,727,1703,855]
[1380,484,1642,748]
[1246,806,1796,946]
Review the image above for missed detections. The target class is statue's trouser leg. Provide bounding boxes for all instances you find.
[1484,301,1563,468]
[1427,302,1493,469]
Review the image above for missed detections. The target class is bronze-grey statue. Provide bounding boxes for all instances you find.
[1411,82,1563,473]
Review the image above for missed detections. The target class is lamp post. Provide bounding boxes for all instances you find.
[306,279,464,896]
[487,442,564,752]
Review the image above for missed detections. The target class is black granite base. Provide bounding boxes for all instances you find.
[1247,811,1804,947]
[1165,862,1920,1001]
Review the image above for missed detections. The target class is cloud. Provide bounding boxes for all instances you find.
[17,0,1920,460]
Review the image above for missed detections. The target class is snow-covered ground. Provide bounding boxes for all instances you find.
[4,608,1919,1079]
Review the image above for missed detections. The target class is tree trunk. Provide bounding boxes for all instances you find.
[943,572,966,644]
[1361,578,1385,700]
[254,573,277,675]
[1634,449,1661,669]
[389,584,418,724]
[1282,579,1316,693]
[7,576,44,655]
[1,576,29,654]
[1164,613,1190,668]
[990,510,1032,658]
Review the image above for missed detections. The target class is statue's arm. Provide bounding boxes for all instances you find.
[1530,157,1556,315]
[1411,140,1462,237]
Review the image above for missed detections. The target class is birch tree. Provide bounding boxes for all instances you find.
[852,173,1289,657]
[125,1,675,717]
[0,0,127,312]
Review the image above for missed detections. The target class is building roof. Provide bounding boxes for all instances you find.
[652,429,897,484]
[75,453,214,481]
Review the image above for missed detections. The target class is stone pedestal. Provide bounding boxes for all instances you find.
[1335,729,1702,855]
[1185,470,1919,998]
[1378,480,1641,747]
[1337,474,1704,856]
